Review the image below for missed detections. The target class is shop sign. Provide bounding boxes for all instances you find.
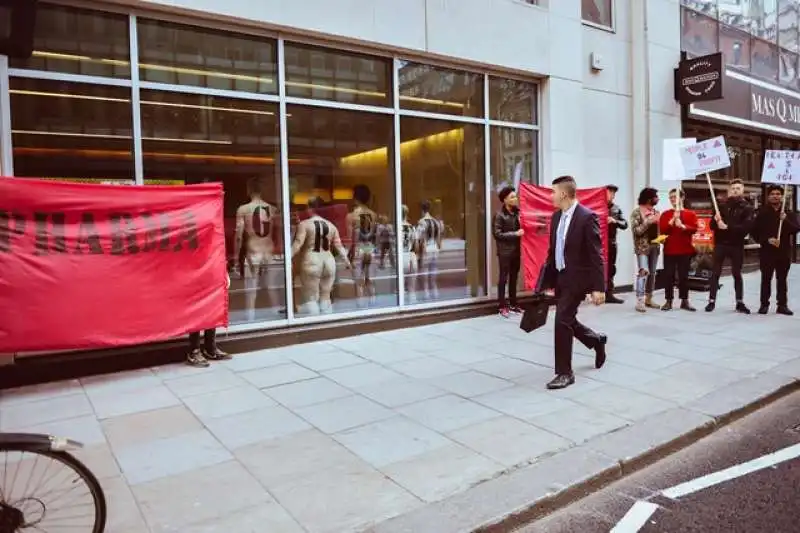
[675,52,724,104]
[761,150,800,185]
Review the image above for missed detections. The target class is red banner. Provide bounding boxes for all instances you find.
[0,178,227,352]
[519,184,609,290]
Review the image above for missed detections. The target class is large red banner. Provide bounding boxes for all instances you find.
[0,178,227,352]
[518,184,609,291]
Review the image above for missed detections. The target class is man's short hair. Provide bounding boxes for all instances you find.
[353,184,371,204]
[247,177,264,196]
[767,184,784,195]
[606,184,619,192]
[729,178,744,186]
[308,196,324,210]
[638,187,659,205]
[552,175,577,198]
[669,187,686,198]
[498,186,515,203]
[421,199,431,213]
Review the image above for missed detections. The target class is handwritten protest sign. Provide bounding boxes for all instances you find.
[680,136,731,176]
[662,138,696,182]
[761,150,800,185]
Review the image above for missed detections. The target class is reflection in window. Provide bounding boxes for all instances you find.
[489,127,536,300]
[682,8,719,57]
[284,43,391,107]
[10,78,134,181]
[286,106,397,315]
[682,1,716,19]
[779,51,797,85]
[752,38,780,80]
[139,90,285,325]
[752,0,779,43]
[778,0,799,52]
[137,19,277,94]
[582,0,613,28]
[488,77,537,124]
[9,4,130,78]
[397,62,483,118]
[400,117,486,303]
[720,24,751,70]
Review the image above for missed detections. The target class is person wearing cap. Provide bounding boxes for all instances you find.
[605,184,628,304]
[493,186,524,317]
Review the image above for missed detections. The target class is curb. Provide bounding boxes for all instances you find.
[473,379,800,533]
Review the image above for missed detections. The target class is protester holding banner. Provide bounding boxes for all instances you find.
[537,176,607,391]
[630,188,662,312]
[659,188,698,312]
[605,184,628,304]
[753,185,798,316]
[493,186,524,317]
[187,273,232,367]
[706,179,753,314]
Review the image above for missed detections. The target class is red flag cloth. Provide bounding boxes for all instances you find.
[0,178,227,352]
[518,184,609,291]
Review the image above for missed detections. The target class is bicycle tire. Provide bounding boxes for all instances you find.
[0,444,107,533]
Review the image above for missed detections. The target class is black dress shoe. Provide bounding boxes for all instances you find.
[705,302,715,312]
[595,334,608,369]
[606,294,624,304]
[546,374,575,390]
[680,299,696,312]
[736,302,751,315]
[777,306,794,316]
[758,305,769,315]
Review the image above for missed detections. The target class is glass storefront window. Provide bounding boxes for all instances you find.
[720,24,751,70]
[139,90,285,325]
[488,77,537,124]
[286,105,397,315]
[397,62,484,118]
[778,0,799,52]
[284,43,391,107]
[400,117,486,303]
[582,0,614,28]
[137,19,277,94]
[752,0,779,43]
[9,3,130,79]
[488,126,536,299]
[752,38,780,80]
[780,50,798,86]
[682,1,716,19]
[682,8,719,58]
[9,78,134,181]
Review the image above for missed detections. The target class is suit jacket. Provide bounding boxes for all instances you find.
[537,203,605,294]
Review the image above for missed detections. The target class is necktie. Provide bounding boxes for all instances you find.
[556,212,567,271]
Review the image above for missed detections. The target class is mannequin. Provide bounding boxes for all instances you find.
[292,197,350,315]
[235,177,279,320]
[401,205,419,303]
[346,184,378,304]
[417,200,444,300]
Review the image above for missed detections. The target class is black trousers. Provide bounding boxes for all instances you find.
[760,252,791,307]
[607,241,618,295]
[498,253,521,308]
[554,273,602,376]
[189,329,216,352]
[709,244,744,301]
[663,254,692,301]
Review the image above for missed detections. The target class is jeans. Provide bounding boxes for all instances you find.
[709,244,744,302]
[189,329,216,353]
[498,253,521,308]
[635,245,660,298]
[663,254,692,301]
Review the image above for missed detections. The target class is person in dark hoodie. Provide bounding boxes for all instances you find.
[706,179,754,314]
[493,186,524,317]
[753,185,799,316]
[605,184,629,304]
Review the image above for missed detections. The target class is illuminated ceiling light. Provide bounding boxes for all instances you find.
[10,89,130,103]
[140,100,275,116]
[32,50,131,67]
[139,63,274,85]
[285,80,386,98]
[339,127,464,164]
[12,130,233,145]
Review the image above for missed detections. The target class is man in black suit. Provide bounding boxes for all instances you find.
[538,176,608,390]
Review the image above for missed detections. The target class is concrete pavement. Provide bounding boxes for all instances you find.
[1,270,800,533]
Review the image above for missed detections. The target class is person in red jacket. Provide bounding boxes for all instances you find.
[659,188,698,312]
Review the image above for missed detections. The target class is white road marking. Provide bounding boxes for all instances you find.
[662,442,800,499]
[610,501,659,533]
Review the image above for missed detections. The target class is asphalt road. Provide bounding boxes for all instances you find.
[517,390,800,533]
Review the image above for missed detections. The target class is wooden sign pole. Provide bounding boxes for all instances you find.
[776,183,789,242]
[704,172,720,215]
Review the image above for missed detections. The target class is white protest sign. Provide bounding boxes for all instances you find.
[679,136,731,176]
[512,161,523,191]
[761,150,800,185]
[662,138,696,182]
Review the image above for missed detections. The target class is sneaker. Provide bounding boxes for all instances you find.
[509,305,523,314]
[499,307,510,318]
[645,297,660,309]
[735,302,751,315]
[758,305,769,315]
[635,299,646,313]
[680,300,696,312]
[661,300,673,311]
[186,349,210,368]
[777,306,794,316]
[204,347,232,361]
[705,301,715,312]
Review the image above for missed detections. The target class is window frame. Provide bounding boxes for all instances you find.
[581,0,616,33]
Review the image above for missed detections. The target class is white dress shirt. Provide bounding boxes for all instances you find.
[556,201,579,271]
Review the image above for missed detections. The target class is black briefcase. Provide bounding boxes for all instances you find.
[519,298,550,333]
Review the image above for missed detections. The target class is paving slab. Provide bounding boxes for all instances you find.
[1,270,799,532]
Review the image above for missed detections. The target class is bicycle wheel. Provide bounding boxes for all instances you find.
[0,444,106,533]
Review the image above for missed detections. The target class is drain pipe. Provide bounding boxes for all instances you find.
[630,0,650,192]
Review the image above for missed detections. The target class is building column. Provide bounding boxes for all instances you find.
[630,0,650,198]
[0,55,12,176]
